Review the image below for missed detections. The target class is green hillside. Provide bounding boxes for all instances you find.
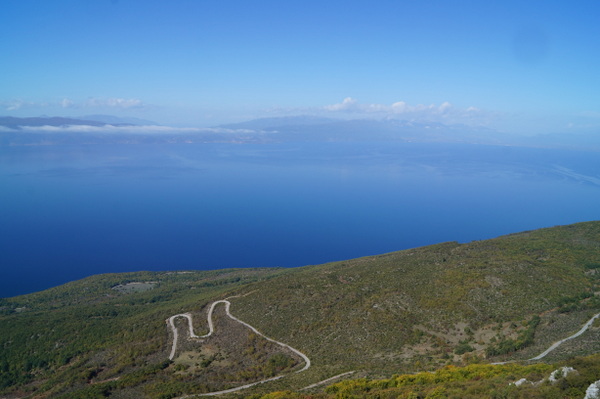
[1,221,600,398]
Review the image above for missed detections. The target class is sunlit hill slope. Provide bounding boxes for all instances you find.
[2,221,600,398]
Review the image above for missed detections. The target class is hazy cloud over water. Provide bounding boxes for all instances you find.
[0,124,258,135]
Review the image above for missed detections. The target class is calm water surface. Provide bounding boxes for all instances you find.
[1,142,599,297]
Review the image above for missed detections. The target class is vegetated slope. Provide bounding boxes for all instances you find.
[228,221,600,377]
[1,221,600,398]
[258,353,600,399]
[0,268,285,398]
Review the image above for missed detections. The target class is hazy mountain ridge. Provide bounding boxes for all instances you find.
[2,115,598,150]
[1,222,600,398]
[79,115,158,126]
[0,116,111,129]
[0,115,159,129]
[219,116,508,145]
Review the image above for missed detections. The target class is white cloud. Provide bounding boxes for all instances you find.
[320,98,492,125]
[1,97,146,111]
[11,124,258,135]
[439,101,452,112]
[323,97,358,111]
[2,99,34,111]
[60,98,74,108]
[84,97,145,109]
[6,100,24,111]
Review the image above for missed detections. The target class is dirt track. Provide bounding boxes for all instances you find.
[166,299,311,396]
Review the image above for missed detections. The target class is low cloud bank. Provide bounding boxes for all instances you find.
[0,124,259,135]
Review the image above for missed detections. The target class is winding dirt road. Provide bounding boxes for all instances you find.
[492,312,600,365]
[168,304,600,395]
[167,313,199,360]
[529,312,600,361]
[166,299,311,396]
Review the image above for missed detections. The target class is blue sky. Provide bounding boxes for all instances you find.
[2,0,600,134]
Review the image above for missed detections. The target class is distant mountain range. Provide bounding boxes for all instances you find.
[221,115,508,145]
[0,115,158,129]
[220,116,600,150]
[0,116,111,129]
[79,114,158,126]
[1,115,599,150]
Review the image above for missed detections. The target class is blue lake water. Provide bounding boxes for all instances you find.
[1,141,599,297]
